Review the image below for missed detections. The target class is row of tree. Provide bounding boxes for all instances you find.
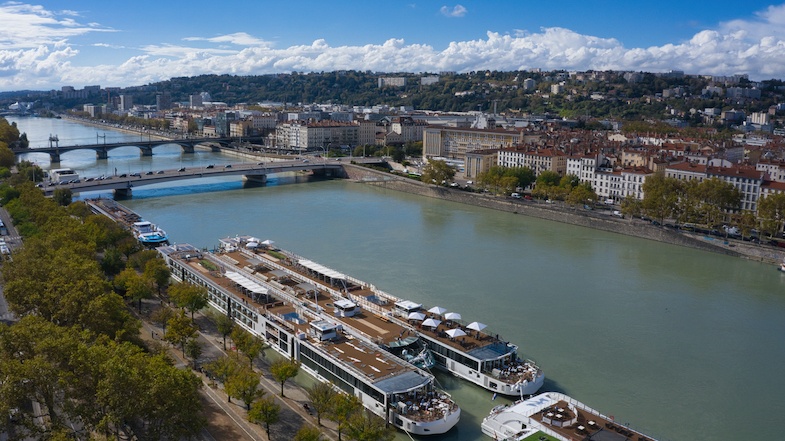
[0,182,205,440]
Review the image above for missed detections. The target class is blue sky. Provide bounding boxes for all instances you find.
[2,1,785,91]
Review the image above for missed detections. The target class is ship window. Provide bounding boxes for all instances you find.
[490,382,498,389]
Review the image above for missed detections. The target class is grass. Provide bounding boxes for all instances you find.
[521,432,559,441]
[199,259,218,271]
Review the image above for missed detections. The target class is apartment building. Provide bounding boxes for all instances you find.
[423,126,521,162]
[275,120,359,151]
[498,147,567,176]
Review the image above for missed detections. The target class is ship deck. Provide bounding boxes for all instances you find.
[226,246,510,353]
[164,246,418,384]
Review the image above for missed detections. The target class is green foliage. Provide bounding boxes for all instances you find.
[212,310,235,350]
[328,393,363,441]
[231,326,267,365]
[294,425,324,441]
[306,382,338,425]
[52,187,73,206]
[477,166,535,195]
[757,193,785,237]
[344,410,395,441]
[164,310,198,354]
[225,362,264,410]
[168,282,208,320]
[248,396,280,438]
[270,358,301,397]
[420,159,456,185]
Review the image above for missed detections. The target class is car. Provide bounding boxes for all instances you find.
[224,164,232,168]
[85,177,94,182]
[178,167,186,172]
[145,171,154,175]
[130,172,141,177]
[257,162,265,166]
[511,192,521,199]
[524,195,532,200]
[118,173,127,178]
[156,170,165,174]
[302,159,310,163]
[206,164,215,169]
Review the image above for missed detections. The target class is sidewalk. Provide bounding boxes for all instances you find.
[135,298,339,441]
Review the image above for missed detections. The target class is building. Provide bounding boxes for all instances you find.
[390,116,427,143]
[498,147,567,177]
[378,77,406,88]
[119,94,133,111]
[464,149,499,180]
[275,120,359,151]
[423,126,521,162]
[189,94,203,108]
[666,162,764,212]
[420,76,440,86]
[156,93,172,111]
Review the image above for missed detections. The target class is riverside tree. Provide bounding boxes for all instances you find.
[270,358,301,397]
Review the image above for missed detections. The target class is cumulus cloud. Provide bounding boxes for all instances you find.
[3,2,785,91]
[440,5,467,18]
[0,3,113,50]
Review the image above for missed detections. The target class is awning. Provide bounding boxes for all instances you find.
[225,271,268,294]
[298,259,346,280]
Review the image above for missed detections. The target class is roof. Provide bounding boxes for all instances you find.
[373,369,430,393]
[224,271,268,294]
[299,259,346,280]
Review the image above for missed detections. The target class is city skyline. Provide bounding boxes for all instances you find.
[2,1,785,92]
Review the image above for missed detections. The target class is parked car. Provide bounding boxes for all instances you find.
[511,192,521,199]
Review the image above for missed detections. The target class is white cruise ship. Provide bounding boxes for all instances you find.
[157,239,460,435]
[481,392,658,441]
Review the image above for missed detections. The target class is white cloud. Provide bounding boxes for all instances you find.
[4,3,785,90]
[183,32,272,47]
[0,3,113,50]
[440,5,467,18]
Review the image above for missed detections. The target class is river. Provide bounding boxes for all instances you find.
[9,116,785,440]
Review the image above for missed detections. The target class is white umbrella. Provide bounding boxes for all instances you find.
[444,312,461,321]
[408,312,426,321]
[246,242,259,248]
[428,306,447,315]
[261,239,275,246]
[466,321,487,332]
[446,328,466,338]
[422,318,441,328]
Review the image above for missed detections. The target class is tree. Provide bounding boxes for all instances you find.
[0,144,15,168]
[641,174,682,225]
[328,393,362,441]
[151,306,175,337]
[420,159,455,185]
[294,425,323,441]
[164,311,198,354]
[248,396,280,439]
[758,193,785,238]
[225,363,264,410]
[168,282,208,321]
[185,338,203,369]
[52,187,72,206]
[231,327,267,365]
[100,246,125,276]
[344,410,395,441]
[144,257,171,295]
[565,183,597,208]
[270,358,300,397]
[306,381,338,425]
[213,311,236,350]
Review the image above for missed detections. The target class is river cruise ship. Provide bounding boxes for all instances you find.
[157,238,460,435]
[171,234,542,398]
[481,392,658,441]
[86,199,169,247]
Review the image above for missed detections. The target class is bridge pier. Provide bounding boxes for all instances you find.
[179,144,195,154]
[49,152,61,163]
[114,188,132,198]
[95,148,108,160]
[139,146,153,157]
[243,174,267,184]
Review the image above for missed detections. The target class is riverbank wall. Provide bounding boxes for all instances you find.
[342,163,785,264]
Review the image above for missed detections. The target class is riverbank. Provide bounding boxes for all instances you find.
[341,163,785,265]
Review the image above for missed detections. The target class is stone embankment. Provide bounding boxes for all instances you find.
[342,163,785,265]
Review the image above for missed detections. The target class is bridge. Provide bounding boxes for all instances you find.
[42,159,346,197]
[12,135,262,163]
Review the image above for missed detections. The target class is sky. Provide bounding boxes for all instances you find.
[2,1,785,92]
